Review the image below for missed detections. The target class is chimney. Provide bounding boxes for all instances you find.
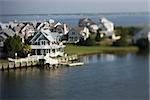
[63,24,68,35]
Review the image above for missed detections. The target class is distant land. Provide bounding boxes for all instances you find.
[0,12,149,16]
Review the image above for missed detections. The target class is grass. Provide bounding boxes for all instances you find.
[64,44,139,56]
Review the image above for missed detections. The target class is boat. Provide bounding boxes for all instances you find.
[68,62,84,67]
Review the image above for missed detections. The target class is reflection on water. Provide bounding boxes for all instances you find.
[1,53,149,100]
[82,53,129,64]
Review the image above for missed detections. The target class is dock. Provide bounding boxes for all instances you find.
[0,54,79,70]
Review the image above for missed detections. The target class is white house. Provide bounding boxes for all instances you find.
[29,30,65,57]
[80,27,90,40]
[99,17,120,41]
[100,17,114,32]
[89,24,99,33]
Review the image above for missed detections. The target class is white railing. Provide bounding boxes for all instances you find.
[31,44,65,49]
[31,45,51,49]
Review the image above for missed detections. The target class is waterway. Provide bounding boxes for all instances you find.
[1,52,149,100]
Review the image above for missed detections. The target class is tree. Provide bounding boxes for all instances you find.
[19,44,32,57]
[4,35,23,58]
[85,36,96,46]
[4,35,31,58]
[95,32,101,42]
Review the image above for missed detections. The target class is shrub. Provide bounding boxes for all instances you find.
[113,34,128,46]
[85,36,96,46]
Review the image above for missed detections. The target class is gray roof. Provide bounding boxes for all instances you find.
[30,30,60,43]
[2,28,16,37]
[134,25,150,39]
[79,18,96,27]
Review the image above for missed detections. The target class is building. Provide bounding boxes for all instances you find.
[100,17,114,32]
[20,23,35,38]
[29,30,65,57]
[133,25,150,43]
[79,18,96,27]
[89,24,99,33]
[67,28,81,43]
[99,17,120,41]
[0,28,16,47]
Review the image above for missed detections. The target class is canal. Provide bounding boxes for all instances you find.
[1,52,149,100]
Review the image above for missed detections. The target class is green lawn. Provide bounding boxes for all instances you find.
[64,44,139,56]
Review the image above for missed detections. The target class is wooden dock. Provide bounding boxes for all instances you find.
[0,54,78,70]
[0,59,39,70]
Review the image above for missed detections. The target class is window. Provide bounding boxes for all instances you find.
[40,40,46,45]
[72,32,75,35]
[52,49,55,53]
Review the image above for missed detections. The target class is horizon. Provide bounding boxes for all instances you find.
[0,12,149,16]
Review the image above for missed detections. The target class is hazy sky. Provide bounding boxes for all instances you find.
[0,0,149,15]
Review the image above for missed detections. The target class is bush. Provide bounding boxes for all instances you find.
[77,36,96,46]
[85,36,96,46]
[113,34,128,46]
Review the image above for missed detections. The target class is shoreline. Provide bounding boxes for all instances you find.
[65,45,139,56]
[0,45,139,62]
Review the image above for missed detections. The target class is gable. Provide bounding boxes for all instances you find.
[68,28,80,36]
[29,31,43,43]
[36,34,49,42]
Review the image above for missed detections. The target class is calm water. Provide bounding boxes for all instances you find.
[1,53,149,100]
[0,13,149,26]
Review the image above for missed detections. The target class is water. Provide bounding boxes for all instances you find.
[1,53,149,100]
[0,13,149,26]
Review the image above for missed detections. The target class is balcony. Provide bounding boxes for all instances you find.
[31,44,65,49]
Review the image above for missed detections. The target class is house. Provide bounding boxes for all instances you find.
[67,27,90,43]
[79,18,96,27]
[13,22,25,34]
[20,23,35,38]
[54,24,70,35]
[99,17,120,41]
[36,22,44,30]
[0,28,25,48]
[99,17,114,35]
[0,22,10,29]
[89,24,99,33]
[100,17,114,32]
[67,28,81,43]
[29,30,65,57]
[133,25,150,43]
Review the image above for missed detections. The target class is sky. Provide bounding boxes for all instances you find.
[0,0,149,15]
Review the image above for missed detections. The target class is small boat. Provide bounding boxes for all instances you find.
[68,62,84,67]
